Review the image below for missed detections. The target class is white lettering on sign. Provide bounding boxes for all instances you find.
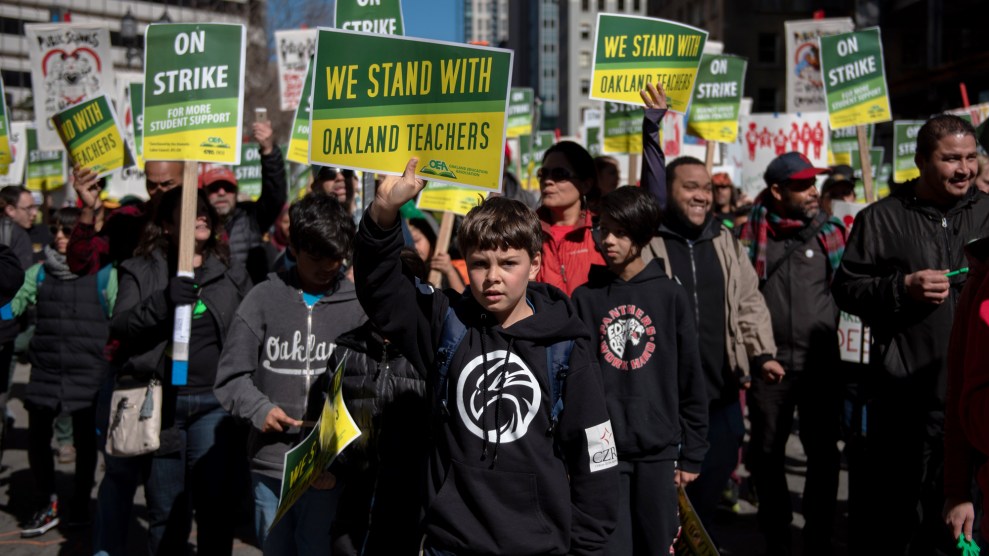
[174,31,205,55]
[836,36,859,57]
[710,58,727,74]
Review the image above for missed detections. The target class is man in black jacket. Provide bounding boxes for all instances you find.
[832,114,988,555]
[202,119,287,283]
[740,152,846,556]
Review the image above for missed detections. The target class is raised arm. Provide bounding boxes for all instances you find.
[252,120,288,231]
[640,82,668,210]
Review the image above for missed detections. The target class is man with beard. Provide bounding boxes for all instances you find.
[201,118,287,283]
[738,152,846,556]
[833,114,988,555]
[638,82,780,547]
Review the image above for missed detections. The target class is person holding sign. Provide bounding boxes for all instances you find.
[638,82,779,540]
[832,114,989,555]
[536,142,606,295]
[739,152,846,556]
[354,159,619,556]
[69,160,184,276]
[214,194,366,554]
[99,188,251,556]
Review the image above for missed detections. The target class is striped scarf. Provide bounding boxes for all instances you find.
[740,197,846,280]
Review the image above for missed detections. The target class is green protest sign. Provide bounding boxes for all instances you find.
[272,357,360,528]
[850,146,884,180]
[143,23,246,164]
[309,29,513,191]
[506,88,534,138]
[590,14,707,113]
[819,27,892,130]
[603,102,643,154]
[0,76,10,174]
[830,123,873,154]
[687,54,746,143]
[25,126,67,192]
[287,57,314,165]
[893,121,924,183]
[52,94,133,178]
[129,82,144,167]
[335,0,404,35]
[519,131,555,190]
[235,142,263,200]
[585,125,602,157]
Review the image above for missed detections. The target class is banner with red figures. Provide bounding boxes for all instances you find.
[737,112,829,197]
[274,29,317,112]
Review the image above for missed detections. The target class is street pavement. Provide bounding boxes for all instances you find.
[0,361,849,555]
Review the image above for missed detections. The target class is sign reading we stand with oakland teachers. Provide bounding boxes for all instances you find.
[590,14,707,113]
[819,28,892,130]
[309,29,513,191]
[143,23,246,164]
[52,94,134,178]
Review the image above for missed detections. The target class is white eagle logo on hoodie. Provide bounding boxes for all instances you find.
[456,350,541,443]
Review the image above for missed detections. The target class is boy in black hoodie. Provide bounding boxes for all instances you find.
[354,158,618,556]
[572,187,709,555]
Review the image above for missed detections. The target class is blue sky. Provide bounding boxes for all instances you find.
[269,0,463,42]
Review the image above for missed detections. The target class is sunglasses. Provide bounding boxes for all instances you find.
[50,225,72,236]
[537,167,576,182]
[205,181,237,195]
[313,166,341,181]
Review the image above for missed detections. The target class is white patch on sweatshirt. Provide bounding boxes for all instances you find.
[585,421,618,473]
[456,350,541,444]
[263,332,335,374]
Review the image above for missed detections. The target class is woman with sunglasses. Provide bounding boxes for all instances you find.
[12,207,115,537]
[536,141,605,295]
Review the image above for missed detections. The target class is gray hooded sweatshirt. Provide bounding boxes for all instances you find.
[214,270,366,478]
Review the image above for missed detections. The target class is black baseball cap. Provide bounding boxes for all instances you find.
[764,152,831,187]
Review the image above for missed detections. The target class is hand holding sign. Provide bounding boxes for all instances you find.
[370,157,425,228]
[72,165,103,213]
[640,81,668,110]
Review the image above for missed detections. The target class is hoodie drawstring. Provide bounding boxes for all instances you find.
[490,336,515,467]
[479,315,490,462]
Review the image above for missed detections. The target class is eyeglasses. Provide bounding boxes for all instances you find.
[205,182,237,195]
[537,167,575,182]
[16,204,39,212]
[50,225,72,236]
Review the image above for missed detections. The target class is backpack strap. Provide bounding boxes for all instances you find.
[435,305,468,417]
[546,339,575,434]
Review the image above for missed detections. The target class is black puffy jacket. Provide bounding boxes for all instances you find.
[224,147,287,283]
[832,182,989,405]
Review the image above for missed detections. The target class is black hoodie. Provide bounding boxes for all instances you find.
[354,215,619,556]
[572,260,709,472]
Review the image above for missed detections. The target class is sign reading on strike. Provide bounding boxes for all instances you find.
[819,28,892,130]
[143,23,246,164]
[506,88,534,138]
[234,142,263,200]
[603,102,643,154]
[590,14,708,113]
[309,29,513,191]
[25,125,67,192]
[584,125,602,157]
[687,54,746,143]
[893,121,924,183]
[52,94,133,178]
[335,0,404,35]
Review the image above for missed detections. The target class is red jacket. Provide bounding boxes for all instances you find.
[535,208,603,296]
[956,265,989,533]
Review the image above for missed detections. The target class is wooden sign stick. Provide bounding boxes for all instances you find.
[856,125,875,203]
[428,211,456,287]
[171,161,200,385]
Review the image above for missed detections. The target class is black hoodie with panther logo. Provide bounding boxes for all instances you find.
[354,215,619,556]
[572,260,709,472]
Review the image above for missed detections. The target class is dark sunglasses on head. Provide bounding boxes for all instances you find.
[205,181,237,195]
[50,225,72,236]
[313,166,341,181]
[537,166,575,182]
